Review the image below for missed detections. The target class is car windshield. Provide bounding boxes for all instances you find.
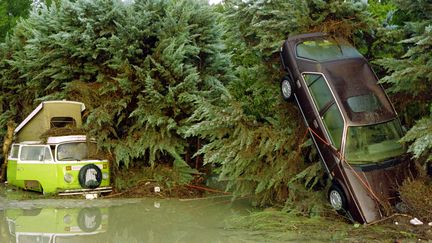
[296,38,362,62]
[57,142,105,161]
[345,119,405,164]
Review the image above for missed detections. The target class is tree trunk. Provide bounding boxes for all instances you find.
[0,120,15,182]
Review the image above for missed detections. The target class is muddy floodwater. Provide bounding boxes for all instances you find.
[1,191,431,242]
[0,196,263,243]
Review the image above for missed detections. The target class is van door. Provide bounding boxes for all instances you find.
[16,145,55,191]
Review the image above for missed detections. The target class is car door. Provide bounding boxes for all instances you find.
[302,72,344,174]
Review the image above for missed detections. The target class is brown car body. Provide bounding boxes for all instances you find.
[280,32,414,224]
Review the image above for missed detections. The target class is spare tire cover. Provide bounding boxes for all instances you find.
[77,207,102,232]
[78,164,102,189]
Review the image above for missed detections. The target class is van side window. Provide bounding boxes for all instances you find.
[322,104,344,149]
[50,117,76,128]
[20,146,53,162]
[43,147,53,161]
[303,73,333,111]
[9,145,19,159]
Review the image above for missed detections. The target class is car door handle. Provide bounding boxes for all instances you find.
[313,119,318,128]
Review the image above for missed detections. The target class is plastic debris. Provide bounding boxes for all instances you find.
[409,218,423,226]
[154,202,160,208]
[154,186,160,193]
[85,193,98,200]
[394,221,399,225]
[428,222,432,226]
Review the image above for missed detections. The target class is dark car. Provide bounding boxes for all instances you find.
[280,32,414,224]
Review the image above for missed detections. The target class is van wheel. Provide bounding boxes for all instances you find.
[78,164,102,189]
[328,184,347,212]
[281,76,295,101]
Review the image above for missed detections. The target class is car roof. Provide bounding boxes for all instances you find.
[284,33,397,125]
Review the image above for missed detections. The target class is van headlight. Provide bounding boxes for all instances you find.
[102,172,109,180]
[64,173,73,183]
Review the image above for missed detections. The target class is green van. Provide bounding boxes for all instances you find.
[6,207,108,242]
[6,101,111,195]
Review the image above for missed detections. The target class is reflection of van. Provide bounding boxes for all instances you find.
[6,101,111,195]
[280,33,415,223]
[6,207,108,242]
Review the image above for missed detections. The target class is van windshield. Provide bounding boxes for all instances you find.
[57,142,105,161]
[345,119,405,164]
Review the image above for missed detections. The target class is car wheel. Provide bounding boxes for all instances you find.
[281,76,294,101]
[328,184,347,212]
[78,164,102,189]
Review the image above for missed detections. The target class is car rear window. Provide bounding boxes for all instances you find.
[296,39,362,62]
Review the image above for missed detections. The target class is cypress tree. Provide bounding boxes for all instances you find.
[375,0,432,163]
[0,0,231,185]
[187,0,377,207]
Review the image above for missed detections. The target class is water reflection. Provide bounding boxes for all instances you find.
[5,207,108,243]
[1,197,256,243]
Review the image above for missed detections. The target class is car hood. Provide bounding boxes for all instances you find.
[342,158,414,223]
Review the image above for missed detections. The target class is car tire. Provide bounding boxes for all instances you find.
[328,184,347,212]
[281,76,295,101]
[78,164,102,189]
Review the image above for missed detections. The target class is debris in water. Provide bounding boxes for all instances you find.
[154,202,160,208]
[409,218,423,226]
[154,186,160,193]
[85,193,98,200]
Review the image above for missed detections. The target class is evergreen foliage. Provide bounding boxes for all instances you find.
[375,0,432,163]
[2,0,428,213]
[187,0,376,207]
[0,0,32,41]
[0,0,230,185]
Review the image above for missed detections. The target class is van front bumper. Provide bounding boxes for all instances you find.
[57,186,112,196]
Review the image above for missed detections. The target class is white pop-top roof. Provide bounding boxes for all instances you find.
[14,100,86,134]
[46,135,87,144]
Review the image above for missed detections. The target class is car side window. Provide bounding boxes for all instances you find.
[303,73,333,112]
[322,104,344,149]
